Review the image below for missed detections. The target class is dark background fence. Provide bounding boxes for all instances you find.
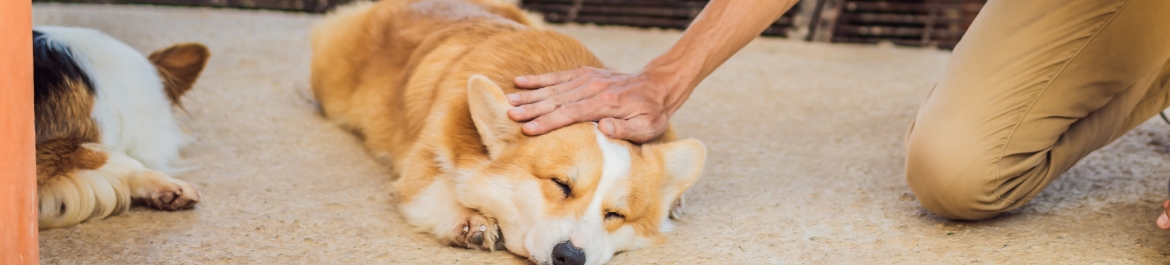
[32,0,989,49]
[824,0,986,49]
[34,0,343,13]
[519,0,798,37]
[518,0,988,49]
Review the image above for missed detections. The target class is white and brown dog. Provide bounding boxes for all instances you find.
[33,26,209,229]
[311,1,706,264]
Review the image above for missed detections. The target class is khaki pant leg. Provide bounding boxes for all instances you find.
[904,0,1170,220]
[1118,60,1170,135]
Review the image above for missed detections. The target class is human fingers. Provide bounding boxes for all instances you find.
[508,77,617,121]
[599,116,667,143]
[513,66,595,89]
[506,75,590,109]
[520,97,617,136]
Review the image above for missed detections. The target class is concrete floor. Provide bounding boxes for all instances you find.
[33,4,1170,264]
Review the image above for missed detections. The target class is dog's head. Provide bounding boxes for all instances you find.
[458,75,706,265]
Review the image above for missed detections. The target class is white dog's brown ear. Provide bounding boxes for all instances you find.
[148,43,210,107]
[652,139,706,219]
[467,74,521,159]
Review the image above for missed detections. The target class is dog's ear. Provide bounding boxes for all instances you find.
[148,43,210,107]
[467,74,522,159]
[648,139,706,220]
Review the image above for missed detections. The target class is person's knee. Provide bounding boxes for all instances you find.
[905,126,1007,221]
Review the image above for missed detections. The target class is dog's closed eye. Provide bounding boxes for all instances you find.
[552,178,572,199]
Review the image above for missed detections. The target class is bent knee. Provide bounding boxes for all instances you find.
[904,129,1015,220]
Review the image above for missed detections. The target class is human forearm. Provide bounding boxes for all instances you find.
[506,0,799,141]
[644,0,799,112]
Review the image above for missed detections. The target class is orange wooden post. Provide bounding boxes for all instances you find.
[0,0,39,264]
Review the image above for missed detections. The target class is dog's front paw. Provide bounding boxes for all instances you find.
[128,170,202,210]
[451,214,505,251]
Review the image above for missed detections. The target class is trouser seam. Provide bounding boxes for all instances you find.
[990,0,1133,203]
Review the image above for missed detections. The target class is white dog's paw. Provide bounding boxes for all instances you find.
[128,170,202,211]
[450,213,505,251]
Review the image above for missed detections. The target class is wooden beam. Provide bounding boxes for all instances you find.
[0,0,39,264]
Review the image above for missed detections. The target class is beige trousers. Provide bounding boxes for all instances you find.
[905,0,1170,220]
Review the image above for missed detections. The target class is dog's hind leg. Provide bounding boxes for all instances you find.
[37,141,130,229]
[37,142,201,229]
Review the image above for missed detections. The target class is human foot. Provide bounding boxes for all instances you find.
[1156,200,1170,230]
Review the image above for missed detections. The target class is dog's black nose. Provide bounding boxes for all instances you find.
[552,241,586,265]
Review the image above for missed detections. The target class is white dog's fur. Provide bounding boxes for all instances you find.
[36,26,191,174]
[34,26,208,229]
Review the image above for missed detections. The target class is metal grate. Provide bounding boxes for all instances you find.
[828,0,985,49]
[32,0,343,13]
[521,0,797,37]
[31,0,988,49]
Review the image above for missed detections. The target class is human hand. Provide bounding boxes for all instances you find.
[506,66,685,143]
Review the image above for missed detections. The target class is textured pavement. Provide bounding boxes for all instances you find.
[33,4,1170,264]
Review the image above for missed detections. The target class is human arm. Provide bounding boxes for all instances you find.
[506,0,801,142]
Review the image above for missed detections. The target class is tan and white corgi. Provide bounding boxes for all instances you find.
[33,26,209,229]
[310,1,706,264]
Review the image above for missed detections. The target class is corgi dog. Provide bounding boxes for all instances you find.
[33,26,209,229]
[310,1,706,264]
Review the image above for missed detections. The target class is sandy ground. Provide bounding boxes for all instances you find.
[32,4,1170,264]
